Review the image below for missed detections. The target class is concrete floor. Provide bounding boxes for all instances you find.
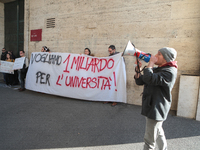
[0,73,200,150]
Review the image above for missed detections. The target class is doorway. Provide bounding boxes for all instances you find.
[4,0,24,57]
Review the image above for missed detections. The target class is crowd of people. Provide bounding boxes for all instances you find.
[0,45,120,101]
[0,45,118,92]
[1,45,54,89]
[1,48,29,91]
[1,48,17,86]
[1,45,178,149]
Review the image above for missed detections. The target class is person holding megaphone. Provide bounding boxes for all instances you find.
[134,47,178,150]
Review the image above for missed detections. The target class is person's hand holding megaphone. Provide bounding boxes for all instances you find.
[134,54,158,79]
[134,59,142,79]
[147,55,158,68]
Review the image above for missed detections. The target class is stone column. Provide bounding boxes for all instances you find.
[24,0,30,58]
[0,2,4,49]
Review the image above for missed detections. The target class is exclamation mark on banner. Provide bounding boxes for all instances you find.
[113,72,117,91]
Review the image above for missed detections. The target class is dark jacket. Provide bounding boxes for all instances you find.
[1,52,7,60]
[135,63,177,121]
[109,51,119,56]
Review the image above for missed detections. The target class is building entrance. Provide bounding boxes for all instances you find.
[4,0,24,57]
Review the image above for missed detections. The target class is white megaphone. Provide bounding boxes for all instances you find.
[122,41,151,63]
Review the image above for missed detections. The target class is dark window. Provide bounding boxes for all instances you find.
[4,0,24,57]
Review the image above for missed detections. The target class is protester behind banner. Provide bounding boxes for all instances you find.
[104,45,120,106]
[45,48,50,53]
[41,46,47,52]
[41,46,51,53]
[84,48,91,55]
[83,48,94,56]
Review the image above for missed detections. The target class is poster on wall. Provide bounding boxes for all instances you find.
[26,52,127,103]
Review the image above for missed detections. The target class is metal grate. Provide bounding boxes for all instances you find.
[46,18,55,28]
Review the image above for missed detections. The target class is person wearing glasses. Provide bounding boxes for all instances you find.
[108,45,119,56]
[1,48,7,61]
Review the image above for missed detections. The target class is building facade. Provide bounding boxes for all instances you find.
[1,0,200,110]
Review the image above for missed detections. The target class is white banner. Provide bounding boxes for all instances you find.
[0,60,14,74]
[26,52,127,103]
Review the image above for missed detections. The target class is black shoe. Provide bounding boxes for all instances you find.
[19,88,26,92]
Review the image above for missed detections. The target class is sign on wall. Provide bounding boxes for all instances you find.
[26,52,127,103]
[30,29,42,41]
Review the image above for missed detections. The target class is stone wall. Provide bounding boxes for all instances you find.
[0,3,4,50]
[25,0,200,110]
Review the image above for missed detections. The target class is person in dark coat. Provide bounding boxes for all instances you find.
[134,47,178,150]
[1,48,8,82]
[1,48,7,61]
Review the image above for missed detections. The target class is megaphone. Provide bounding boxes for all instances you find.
[122,41,151,63]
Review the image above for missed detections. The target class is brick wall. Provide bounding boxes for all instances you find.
[25,0,200,110]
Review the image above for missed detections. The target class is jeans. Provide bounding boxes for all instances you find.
[18,70,25,89]
[20,76,25,89]
[18,70,21,84]
[3,73,6,82]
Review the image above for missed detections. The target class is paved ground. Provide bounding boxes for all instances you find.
[0,73,200,150]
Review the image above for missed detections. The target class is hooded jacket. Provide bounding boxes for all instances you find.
[135,61,177,121]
